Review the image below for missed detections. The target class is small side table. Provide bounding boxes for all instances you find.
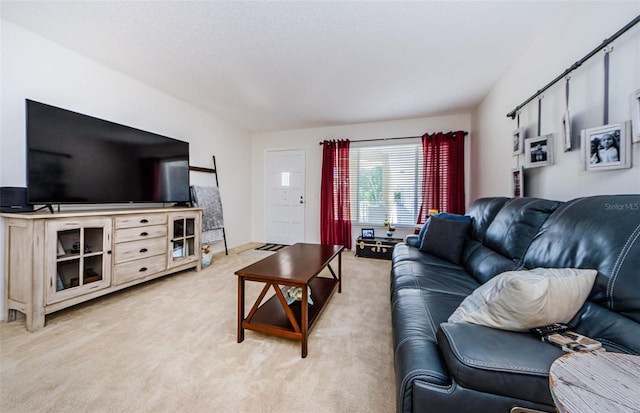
[549,351,640,413]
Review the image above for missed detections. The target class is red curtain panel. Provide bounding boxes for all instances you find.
[320,139,352,249]
[417,131,465,223]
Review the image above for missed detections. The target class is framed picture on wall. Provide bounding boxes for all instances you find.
[561,111,572,151]
[524,134,554,168]
[632,89,640,143]
[512,128,524,156]
[511,166,524,198]
[582,122,631,171]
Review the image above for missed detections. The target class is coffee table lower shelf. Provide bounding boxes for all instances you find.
[240,277,339,352]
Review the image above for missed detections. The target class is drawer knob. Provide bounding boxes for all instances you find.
[140,248,148,253]
[140,232,149,236]
[140,219,149,223]
[139,267,148,272]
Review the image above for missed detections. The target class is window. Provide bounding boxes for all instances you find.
[350,142,423,226]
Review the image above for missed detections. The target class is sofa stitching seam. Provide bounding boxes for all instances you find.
[607,223,640,309]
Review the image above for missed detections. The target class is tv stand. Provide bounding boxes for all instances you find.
[1,206,202,331]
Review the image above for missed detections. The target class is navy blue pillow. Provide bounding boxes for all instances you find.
[416,213,472,246]
[419,215,472,264]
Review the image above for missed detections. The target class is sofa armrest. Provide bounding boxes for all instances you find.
[437,322,562,406]
[405,234,420,248]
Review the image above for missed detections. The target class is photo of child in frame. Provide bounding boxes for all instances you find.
[589,130,620,165]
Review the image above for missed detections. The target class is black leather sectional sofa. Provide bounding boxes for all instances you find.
[390,195,640,413]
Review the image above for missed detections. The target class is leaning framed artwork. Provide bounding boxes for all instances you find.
[582,122,631,171]
[524,134,554,168]
[512,128,524,156]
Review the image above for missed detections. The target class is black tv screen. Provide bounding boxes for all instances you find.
[26,100,190,205]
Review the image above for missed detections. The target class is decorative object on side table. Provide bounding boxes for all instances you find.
[361,228,375,239]
[386,224,396,238]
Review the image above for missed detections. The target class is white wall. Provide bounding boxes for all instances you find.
[472,3,640,201]
[251,114,472,248]
[0,21,253,319]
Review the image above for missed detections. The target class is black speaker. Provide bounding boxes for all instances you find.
[0,187,34,213]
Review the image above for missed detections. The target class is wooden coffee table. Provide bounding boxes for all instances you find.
[235,243,344,358]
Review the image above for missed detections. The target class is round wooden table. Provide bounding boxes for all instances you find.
[549,351,640,413]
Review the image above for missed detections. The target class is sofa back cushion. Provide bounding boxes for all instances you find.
[522,195,640,323]
[465,197,510,242]
[484,197,561,261]
[463,240,520,284]
[463,197,560,284]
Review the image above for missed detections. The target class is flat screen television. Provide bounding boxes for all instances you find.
[26,99,190,205]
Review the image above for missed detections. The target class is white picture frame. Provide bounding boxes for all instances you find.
[582,121,631,171]
[561,111,572,151]
[524,134,554,168]
[512,127,524,156]
[631,89,640,143]
[511,166,524,198]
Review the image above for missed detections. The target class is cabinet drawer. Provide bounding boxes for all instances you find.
[115,214,167,229]
[114,255,166,285]
[114,237,167,264]
[115,225,167,243]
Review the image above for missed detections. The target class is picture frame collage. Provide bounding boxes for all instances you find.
[510,87,639,197]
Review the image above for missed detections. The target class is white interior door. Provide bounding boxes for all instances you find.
[265,149,305,245]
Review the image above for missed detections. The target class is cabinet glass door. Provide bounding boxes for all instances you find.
[47,218,112,304]
[168,212,199,268]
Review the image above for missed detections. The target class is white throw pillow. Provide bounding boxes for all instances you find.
[448,268,597,332]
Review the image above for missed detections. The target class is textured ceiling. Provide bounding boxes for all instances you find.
[2,1,569,133]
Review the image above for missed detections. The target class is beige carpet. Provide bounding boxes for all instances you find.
[0,247,395,413]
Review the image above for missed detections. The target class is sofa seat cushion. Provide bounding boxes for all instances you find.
[437,323,563,406]
[391,257,480,297]
[393,242,427,262]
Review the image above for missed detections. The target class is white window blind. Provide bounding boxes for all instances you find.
[349,142,423,226]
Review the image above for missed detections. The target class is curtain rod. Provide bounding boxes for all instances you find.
[317,131,468,145]
[506,14,640,119]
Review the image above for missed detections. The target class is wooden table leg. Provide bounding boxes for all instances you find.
[338,250,342,293]
[301,285,308,358]
[237,276,245,343]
